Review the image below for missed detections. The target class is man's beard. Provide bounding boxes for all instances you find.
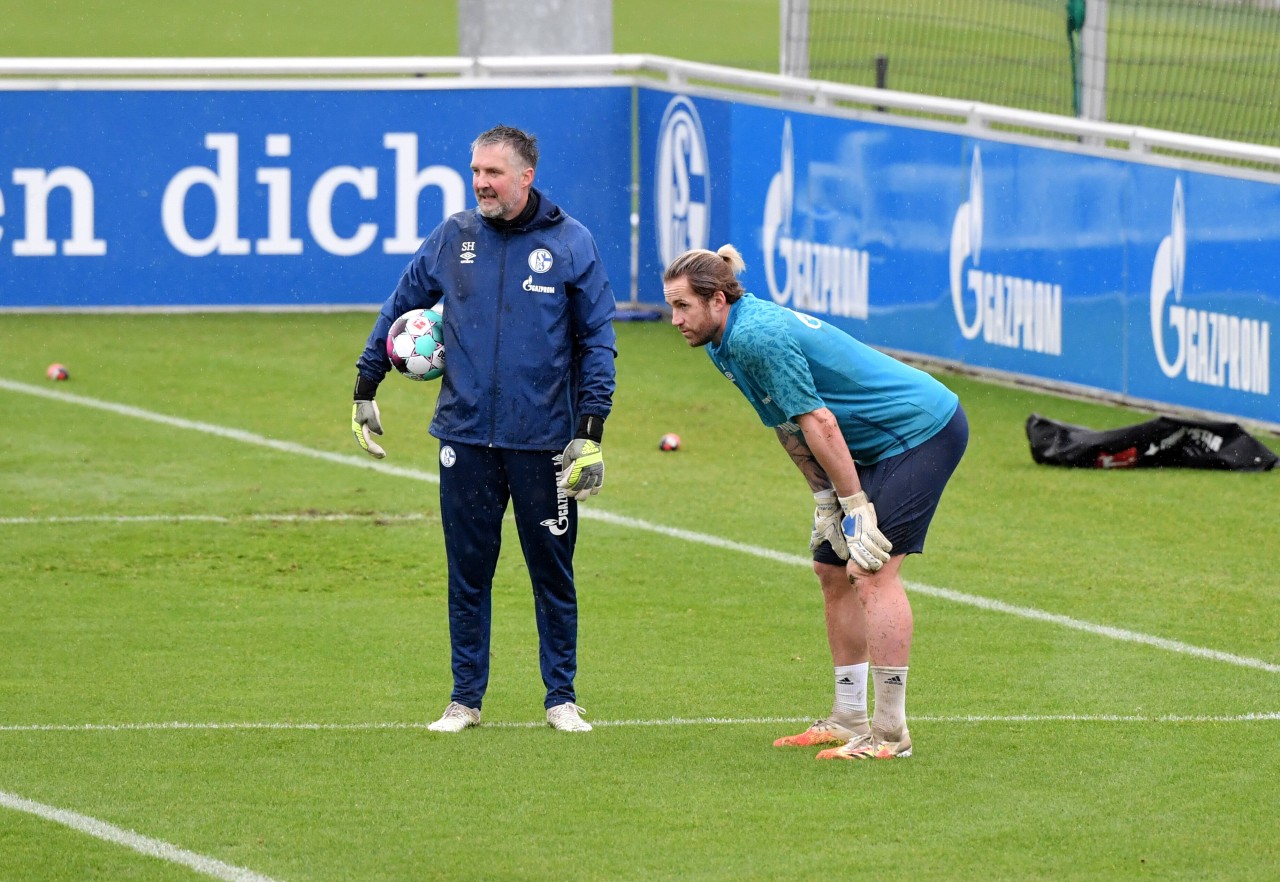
[476,190,516,219]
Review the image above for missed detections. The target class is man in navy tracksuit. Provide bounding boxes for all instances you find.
[350,125,617,733]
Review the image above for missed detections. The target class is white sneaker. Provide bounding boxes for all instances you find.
[546,702,592,732]
[426,701,481,733]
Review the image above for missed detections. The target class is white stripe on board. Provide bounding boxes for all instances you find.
[0,712,1276,733]
[3,377,1277,675]
[0,789,282,882]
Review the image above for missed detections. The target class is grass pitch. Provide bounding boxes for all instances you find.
[1,313,1277,881]
[1,4,1278,878]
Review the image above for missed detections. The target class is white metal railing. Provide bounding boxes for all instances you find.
[3,54,1280,171]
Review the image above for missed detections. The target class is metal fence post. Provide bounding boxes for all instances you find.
[780,0,809,79]
[1081,0,1108,122]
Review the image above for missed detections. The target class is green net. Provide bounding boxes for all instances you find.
[1108,0,1280,145]
[794,0,1280,147]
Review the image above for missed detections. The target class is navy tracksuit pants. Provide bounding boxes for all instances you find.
[437,440,579,710]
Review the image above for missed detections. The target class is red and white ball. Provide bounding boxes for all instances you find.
[659,432,681,451]
[46,363,69,381]
[387,308,445,381]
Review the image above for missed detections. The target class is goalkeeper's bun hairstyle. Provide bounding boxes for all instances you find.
[663,244,746,304]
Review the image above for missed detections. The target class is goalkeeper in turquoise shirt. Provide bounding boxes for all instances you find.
[663,245,967,760]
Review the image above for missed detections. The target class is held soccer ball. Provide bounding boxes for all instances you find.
[386,308,445,381]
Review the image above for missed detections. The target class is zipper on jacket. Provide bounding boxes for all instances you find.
[488,231,508,446]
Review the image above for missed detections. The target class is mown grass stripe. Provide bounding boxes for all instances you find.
[3,377,1276,675]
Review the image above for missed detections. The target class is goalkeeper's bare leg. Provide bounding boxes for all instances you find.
[774,561,870,747]
[853,554,912,736]
[816,554,913,759]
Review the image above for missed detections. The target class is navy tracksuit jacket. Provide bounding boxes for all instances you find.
[357,188,617,709]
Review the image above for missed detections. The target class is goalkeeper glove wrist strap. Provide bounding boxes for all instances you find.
[839,491,869,511]
[354,374,380,402]
[575,414,605,443]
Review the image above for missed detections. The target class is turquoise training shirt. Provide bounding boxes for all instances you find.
[706,293,959,465]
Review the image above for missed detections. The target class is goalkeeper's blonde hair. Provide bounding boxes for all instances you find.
[663,245,746,304]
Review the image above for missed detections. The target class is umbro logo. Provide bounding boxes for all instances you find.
[460,240,476,265]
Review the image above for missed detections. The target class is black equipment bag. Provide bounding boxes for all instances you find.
[1026,413,1278,471]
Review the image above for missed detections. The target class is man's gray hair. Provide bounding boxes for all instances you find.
[471,125,539,170]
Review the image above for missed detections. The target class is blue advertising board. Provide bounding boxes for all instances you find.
[640,88,1277,426]
[0,86,632,307]
[2,78,1274,424]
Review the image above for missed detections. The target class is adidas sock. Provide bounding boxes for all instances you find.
[870,665,909,735]
[832,662,869,721]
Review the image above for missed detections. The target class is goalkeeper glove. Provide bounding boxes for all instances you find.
[352,375,385,459]
[839,491,892,572]
[558,415,605,498]
[810,490,850,560]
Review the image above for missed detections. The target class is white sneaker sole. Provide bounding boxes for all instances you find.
[427,722,477,733]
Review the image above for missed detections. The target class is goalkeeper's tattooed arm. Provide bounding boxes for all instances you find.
[793,408,862,499]
[792,411,892,571]
[778,421,858,561]
[775,425,834,493]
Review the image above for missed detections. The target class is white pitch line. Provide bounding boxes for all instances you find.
[0,712,1276,733]
[0,512,431,526]
[0,789,283,882]
[0,378,433,483]
[3,377,1278,675]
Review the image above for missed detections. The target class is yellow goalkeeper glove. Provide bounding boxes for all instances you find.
[558,439,604,498]
[351,400,385,459]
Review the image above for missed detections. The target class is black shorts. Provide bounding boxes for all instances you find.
[813,404,969,565]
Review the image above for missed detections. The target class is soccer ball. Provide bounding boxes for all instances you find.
[46,363,69,381]
[386,308,445,381]
[659,432,681,451]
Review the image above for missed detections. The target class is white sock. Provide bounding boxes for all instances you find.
[832,662,868,719]
[870,665,909,735]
